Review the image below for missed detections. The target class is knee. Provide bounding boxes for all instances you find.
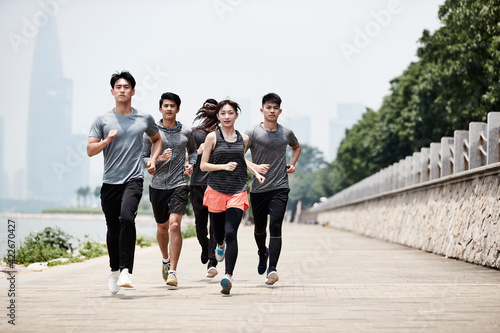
[269,218,282,237]
[157,223,169,234]
[269,226,281,237]
[225,229,237,243]
[254,224,266,235]
[169,222,181,234]
[119,215,135,227]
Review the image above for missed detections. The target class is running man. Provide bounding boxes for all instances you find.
[191,99,219,278]
[245,93,301,285]
[88,71,161,294]
[142,92,197,287]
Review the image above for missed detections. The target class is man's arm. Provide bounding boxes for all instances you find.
[87,129,117,157]
[245,158,269,175]
[286,142,301,174]
[147,132,162,174]
[243,134,265,184]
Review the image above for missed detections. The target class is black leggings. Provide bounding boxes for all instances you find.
[210,208,243,276]
[191,186,216,260]
[254,214,283,269]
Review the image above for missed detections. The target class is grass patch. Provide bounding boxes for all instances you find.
[181,224,196,239]
[136,234,156,248]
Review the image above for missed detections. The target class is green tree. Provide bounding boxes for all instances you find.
[288,144,328,213]
[329,0,500,196]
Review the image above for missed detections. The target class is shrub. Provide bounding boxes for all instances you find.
[181,224,196,239]
[8,227,74,266]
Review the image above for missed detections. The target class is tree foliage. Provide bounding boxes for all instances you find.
[288,1,500,210]
[328,0,500,198]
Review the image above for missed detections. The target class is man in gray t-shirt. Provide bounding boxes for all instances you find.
[141,92,197,288]
[88,71,161,294]
[245,93,301,286]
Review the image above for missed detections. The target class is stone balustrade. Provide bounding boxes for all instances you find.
[307,111,500,269]
[313,112,500,211]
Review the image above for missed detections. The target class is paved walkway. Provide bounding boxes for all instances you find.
[1,222,500,332]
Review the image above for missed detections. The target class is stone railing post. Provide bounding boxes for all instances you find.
[420,147,430,182]
[393,162,400,189]
[412,152,421,184]
[398,159,406,189]
[487,112,500,164]
[453,130,469,173]
[469,122,487,169]
[429,142,441,180]
[405,156,413,186]
[440,137,454,176]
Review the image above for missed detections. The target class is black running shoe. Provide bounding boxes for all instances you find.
[257,248,269,275]
[201,245,209,264]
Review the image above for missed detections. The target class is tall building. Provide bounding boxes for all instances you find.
[26,18,88,205]
[328,103,365,161]
[0,117,5,199]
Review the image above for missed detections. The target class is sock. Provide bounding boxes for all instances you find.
[162,258,170,264]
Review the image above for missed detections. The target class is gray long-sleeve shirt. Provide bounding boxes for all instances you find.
[142,120,197,190]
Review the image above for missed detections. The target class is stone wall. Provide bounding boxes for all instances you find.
[315,165,500,269]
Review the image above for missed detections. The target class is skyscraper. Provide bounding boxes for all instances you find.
[328,103,365,161]
[26,18,88,205]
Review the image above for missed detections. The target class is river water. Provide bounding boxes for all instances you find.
[0,214,193,257]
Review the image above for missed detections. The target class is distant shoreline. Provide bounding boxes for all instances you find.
[2,213,194,225]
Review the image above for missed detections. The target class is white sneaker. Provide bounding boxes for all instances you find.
[265,269,279,286]
[108,271,120,294]
[117,268,134,288]
[166,271,178,287]
[206,266,218,278]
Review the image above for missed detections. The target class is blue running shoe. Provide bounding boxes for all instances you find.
[220,274,233,295]
[257,248,269,275]
[215,240,226,262]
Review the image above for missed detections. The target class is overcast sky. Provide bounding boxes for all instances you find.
[0,0,444,185]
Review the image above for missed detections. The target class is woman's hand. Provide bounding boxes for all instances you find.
[224,162,238,171]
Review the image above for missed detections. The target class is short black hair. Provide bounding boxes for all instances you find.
[159,92,181,108]
[262,93,281,107]
[204,98,218,105]
[110,71,136,89]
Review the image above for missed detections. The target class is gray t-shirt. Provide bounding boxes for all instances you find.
[142,120,197,190]
[246,123,298,193]
[89,108,158,184]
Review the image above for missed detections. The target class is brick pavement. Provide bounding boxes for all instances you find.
[1,222,499,332]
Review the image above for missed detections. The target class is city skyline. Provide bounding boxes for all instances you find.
[0,0,445,200]
[25,17,89,205]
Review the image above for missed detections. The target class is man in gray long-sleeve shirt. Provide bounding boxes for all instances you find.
[142,92,197,287]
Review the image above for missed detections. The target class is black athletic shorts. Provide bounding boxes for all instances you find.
[149,185,190,224]
[250,188,290,222]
